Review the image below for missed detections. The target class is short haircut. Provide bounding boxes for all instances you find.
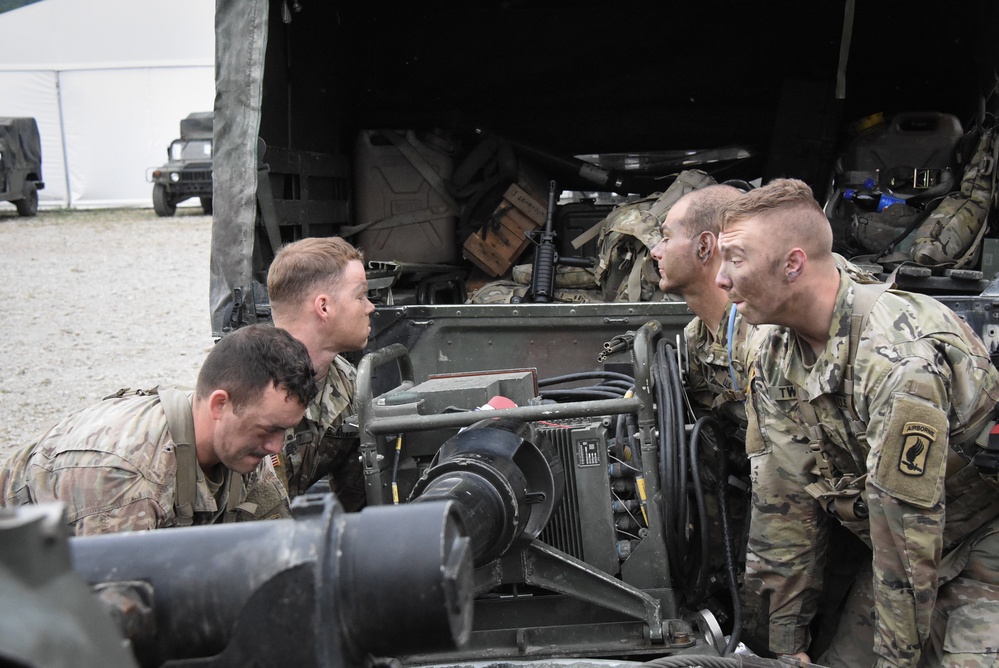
[196,324,317,410]
[722,178,833,256]
[676,185,744,238]
[267,237,365,316]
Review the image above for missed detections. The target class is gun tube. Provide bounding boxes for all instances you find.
[70,495,473,667]
[410,416,565,566]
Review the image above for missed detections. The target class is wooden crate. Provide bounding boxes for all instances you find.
[462,183,547,277]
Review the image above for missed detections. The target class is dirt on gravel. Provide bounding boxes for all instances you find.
[0,206,215,461]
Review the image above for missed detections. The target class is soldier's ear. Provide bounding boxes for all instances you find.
[207,389,230,420]
[314,294,330,320]
[785,249,806,281]
[697,232,715,261]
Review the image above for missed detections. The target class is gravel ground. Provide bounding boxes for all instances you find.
[0,206,214,462]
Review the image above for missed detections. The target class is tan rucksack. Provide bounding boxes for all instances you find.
[571,170,717,302]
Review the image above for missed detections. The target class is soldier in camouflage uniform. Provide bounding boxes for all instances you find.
[267,237,375,511]
[652,184,878,422]
[650,184,773,648]
[652,185,883,653]
[650,184,763,424]
[0,324,317,535]
[717,177,999,667]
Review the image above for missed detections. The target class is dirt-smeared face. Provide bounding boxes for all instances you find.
[211,384,306,474]
[717,216,789,326]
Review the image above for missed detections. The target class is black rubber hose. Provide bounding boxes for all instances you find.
[539,371,636,387]
[653,345,678,574]
[687,417,713,606]
[662,339,689,568]
[593,384,629,396]
[715,420,744,656]
[540,388,623,401]
[599,379,637,392]
[655,338,692,580]
[655,342,675,514]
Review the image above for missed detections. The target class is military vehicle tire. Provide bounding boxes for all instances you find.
[200,196,213,215]
[153,183,176,217]
[15,183,38,217]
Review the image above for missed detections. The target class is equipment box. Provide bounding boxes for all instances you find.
[555,200,614,258]
[462,182,547,277]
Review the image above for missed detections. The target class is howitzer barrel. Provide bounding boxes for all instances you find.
[410,417,564,566]
[70,495,473,667]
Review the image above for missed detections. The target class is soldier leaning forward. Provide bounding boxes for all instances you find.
[0,325,317,535]
[747,274,999,666]
[718,178,999,668]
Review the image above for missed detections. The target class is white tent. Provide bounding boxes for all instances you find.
[0,0,214,209]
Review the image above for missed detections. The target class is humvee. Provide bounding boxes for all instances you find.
[0,117,43,217]
[149,111,213,217]
[13,2,995,667]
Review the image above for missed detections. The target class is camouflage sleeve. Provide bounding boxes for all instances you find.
[0,447,32,506]
[241,456,292,520]
[684,351,715,412]
[683,318,720,412]
[12,448,172,535]
[862,361,950,667]
[71,497,167,535]
[745,365,829,656]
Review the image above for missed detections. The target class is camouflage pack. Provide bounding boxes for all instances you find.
[849,202,923,255]
[510,262,598,289]
[466,273,602,304]
[466,280,528,304]
[571,170,716,302]
[910,124,999,268]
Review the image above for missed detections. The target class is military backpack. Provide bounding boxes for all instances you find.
[571,169,717,302]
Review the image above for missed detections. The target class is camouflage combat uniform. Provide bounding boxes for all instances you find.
[745,269,999,667]
[275,355,366,511]
[686,304,774,430]
[0,390,290,536]
[686,254,877,423]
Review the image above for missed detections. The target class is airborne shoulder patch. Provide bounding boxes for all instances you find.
[874,392,948,508]
[898,422,936,476]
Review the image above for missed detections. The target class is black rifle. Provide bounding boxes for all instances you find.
[528,180,594,303]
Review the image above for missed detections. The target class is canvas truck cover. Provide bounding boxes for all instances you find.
[0,117,41,173]
[210,0,267,336]
[180,112,214,140]
[209,0,999,336]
